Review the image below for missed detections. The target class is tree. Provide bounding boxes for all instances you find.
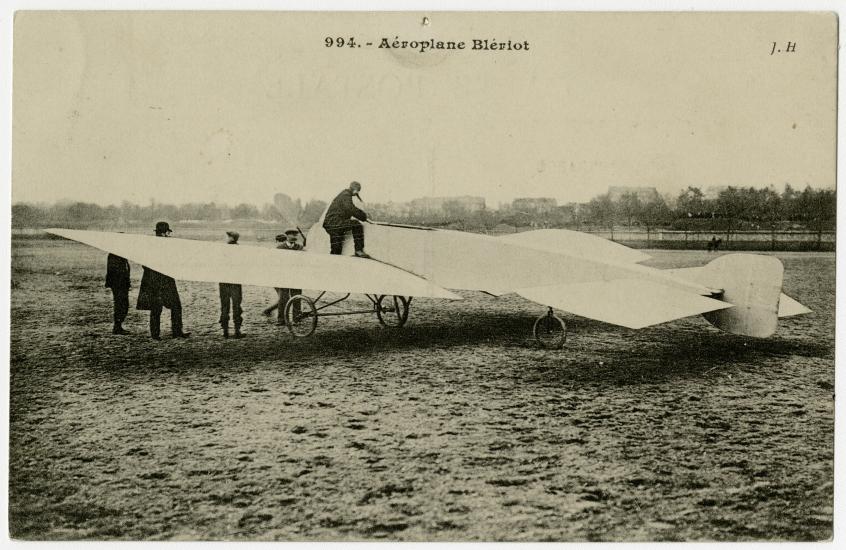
[756,187,783,250]
[676,186,708,218]
[231,203,259,219]
[586,193,616,239]
[793,187,836,249]
[714,187,757,245]
[260,203,284,221]
[120,200,142,222]
[781,183,799,220]
[11,203,42,227]
[616,192,641,228]
[442,200,469,230]
[637,196,672,245]
[198,202,224,221]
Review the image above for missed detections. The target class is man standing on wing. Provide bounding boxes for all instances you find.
[105,253,131,335]
[219,231,244,339]
[322,181,371,258]
[136,221,190,340]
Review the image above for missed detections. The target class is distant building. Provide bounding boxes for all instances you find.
[607,186,659,202]
[511,197,558,214]
[409,195,486,213]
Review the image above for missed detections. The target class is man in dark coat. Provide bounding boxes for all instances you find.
[219,231,244,338]
[136,221,190,340]
[322,181,371,258]
[105,253,131,335]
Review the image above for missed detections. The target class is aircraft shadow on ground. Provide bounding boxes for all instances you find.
[81,312,830,384]
[516,327,831,386]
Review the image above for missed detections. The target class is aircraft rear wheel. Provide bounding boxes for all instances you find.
[285,295,318,337]
[534,308,566,349]
[376,295,410,328]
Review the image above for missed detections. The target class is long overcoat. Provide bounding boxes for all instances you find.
[136,267,181,310]
[105,254,131,290]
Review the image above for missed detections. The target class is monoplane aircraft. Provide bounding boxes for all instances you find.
[47,209,810,348]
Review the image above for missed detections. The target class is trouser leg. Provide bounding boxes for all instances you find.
[171,303,183,336]
[232,285,243,330]
[276,288,288,325]
[263,297,278,315]
[219,284,231,326]
[280,289,292,316]
[290,289,302,317]
[112,288,129,324]
[329,229,345,254]
[350,222,365,252]
[150,304,162,338]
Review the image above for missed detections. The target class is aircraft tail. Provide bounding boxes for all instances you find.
[699,254,789,338]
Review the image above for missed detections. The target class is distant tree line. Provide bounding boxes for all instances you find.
[12,185,835,243]
[580,184,836,247]
[11,197,329,230]
[367,185,835,238]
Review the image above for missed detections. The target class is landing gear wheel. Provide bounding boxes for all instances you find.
[376,295,410,328]
[534,307,566,349]
[284,295,318,337]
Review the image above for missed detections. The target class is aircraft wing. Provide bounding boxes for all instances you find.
[499,229,651,264]
[516,279,732,329]
[46,229,461,300]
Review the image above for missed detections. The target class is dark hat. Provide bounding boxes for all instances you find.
[155,221,172,235]
[226,230,240,241]
[284,228,299,236]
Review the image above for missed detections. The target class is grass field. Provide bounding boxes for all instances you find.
[8,238,835,541]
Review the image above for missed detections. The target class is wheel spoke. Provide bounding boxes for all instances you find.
[285,295,317,337]
[533,310,566,349]
[376,295,409,328]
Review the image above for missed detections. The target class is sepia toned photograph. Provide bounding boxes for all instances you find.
[7,10,837,541]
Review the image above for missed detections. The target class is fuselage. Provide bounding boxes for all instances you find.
[307,218,714,297]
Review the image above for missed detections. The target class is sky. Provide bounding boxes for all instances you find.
[12,11,837,207]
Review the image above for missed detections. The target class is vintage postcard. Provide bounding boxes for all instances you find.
[8,10,837,541]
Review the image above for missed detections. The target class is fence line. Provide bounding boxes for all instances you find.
[578,230,836,243]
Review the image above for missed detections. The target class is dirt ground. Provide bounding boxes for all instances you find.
[8,238,835,541]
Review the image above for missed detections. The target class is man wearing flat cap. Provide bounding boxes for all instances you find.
[219,230,244,338]
[322,181,371,258]
[262,227,305,325]
[136,221,190,340]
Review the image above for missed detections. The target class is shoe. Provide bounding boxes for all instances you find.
[223,327,229,339]
[151,334,161,341]
[262,310,272,317]
[234,331,245,339]
[173,332,191,338]
[354,250,371,259]
[112,326,130,335]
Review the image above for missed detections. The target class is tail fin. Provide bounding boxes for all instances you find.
[700,254,784,338]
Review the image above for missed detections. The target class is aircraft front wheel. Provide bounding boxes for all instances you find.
[285,295,318,337]
[533,308,566,349]
[376,295,410,328]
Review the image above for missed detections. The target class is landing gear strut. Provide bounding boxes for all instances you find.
[533,307,567,349]
[282,292,412,338]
